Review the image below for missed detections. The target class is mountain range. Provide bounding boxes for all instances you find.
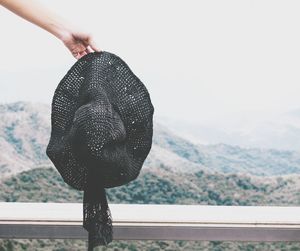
[158,109,300,152]
[1,101,300,179]
[1,101,300,250]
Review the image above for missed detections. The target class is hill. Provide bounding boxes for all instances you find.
[1,166,299,250]
[2,101,300,179]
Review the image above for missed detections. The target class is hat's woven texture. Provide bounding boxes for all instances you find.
[46,51,154,250]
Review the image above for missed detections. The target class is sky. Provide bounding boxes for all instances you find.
[1,0,300,129]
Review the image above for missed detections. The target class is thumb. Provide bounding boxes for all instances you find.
[88,38,101,52]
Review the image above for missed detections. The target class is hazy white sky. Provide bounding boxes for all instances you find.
[1,0,300,126]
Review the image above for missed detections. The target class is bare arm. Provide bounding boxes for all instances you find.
[0,0,100,59]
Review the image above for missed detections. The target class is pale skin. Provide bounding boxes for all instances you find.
[0,0,100,59]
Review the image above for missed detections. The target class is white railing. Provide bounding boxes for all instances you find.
[0,203,300,241]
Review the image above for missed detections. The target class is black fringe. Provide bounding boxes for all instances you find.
[83,173,113,250]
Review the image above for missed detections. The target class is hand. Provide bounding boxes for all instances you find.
[0,0,101,59]
[60,30,101,59]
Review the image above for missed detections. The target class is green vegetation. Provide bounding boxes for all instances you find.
[1,166,299,206]
[1,239,299,251]
[0,166,300,250]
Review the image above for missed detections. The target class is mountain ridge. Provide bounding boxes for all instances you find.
[1,101,300,179]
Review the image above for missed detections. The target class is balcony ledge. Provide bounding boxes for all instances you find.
[0,203,300,241]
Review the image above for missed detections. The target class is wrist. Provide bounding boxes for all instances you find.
[49,22,71,41]
[45,16,76,42]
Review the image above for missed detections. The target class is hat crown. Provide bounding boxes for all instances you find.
[46,51,154,190]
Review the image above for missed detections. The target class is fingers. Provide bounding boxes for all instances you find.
[73,50,87,59]
[89,38,101,52]
[65,32,101,59]
[79,51,87,58]
[86,45,93,53]
[73,52,81,59]
[74,43,100,60]
[82,34,101,52]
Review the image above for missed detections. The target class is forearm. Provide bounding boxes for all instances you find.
[1,0,99,59]
[0,0,71,40]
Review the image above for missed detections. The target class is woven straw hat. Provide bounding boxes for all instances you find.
[46,51,154,250]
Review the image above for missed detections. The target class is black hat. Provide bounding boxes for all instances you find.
[46,51,154,250]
